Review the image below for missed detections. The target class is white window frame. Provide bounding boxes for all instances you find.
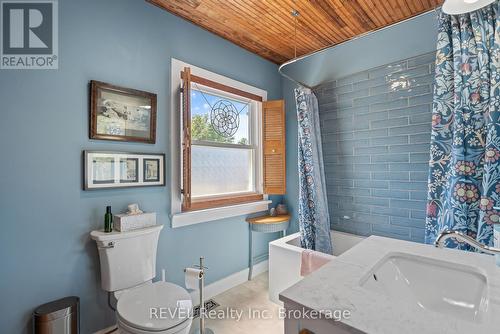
[170,59,270,228]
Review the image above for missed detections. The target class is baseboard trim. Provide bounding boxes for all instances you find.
[190,260,268,303]
[94,261,269,333]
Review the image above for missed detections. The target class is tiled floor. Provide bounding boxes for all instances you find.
[190,273,284,334]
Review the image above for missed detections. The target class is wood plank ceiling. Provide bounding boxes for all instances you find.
[148,0,443,64]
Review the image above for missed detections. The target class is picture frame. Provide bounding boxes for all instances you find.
[83,151,165,190]
[92,156,115,184]
[120,158,138,183]
[90,80,157,144]
[143,158,160,182]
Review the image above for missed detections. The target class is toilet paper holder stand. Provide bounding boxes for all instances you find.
[184,257,214,334]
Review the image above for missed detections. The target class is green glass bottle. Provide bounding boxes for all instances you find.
[104,206,113,233]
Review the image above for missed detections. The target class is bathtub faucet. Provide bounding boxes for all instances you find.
[434,230,500,255]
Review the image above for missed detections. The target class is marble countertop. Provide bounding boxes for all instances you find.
[279,236,500,334]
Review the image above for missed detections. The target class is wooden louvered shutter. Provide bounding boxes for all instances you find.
[181,67,192,210]
[263,100,286,194]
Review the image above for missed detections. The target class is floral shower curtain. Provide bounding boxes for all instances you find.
[425,3,500,248]
[295,88,333,255]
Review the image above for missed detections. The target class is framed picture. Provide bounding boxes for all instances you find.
[143,158,160,182]
[92,157,115,184]
[83,151,165,190]
[120,158,138,183]
[90,80,157,143]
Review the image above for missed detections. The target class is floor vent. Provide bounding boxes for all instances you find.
[192,299,220,318]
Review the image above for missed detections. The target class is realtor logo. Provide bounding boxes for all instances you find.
[1,0,58,69]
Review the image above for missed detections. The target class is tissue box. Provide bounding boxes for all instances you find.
[113,212,156,232]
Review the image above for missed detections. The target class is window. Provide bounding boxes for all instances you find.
[170,59,285,227]
[190,88,255,197]
[181,68,264,211]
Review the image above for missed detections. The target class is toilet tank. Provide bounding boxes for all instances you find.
[90,225,163,291]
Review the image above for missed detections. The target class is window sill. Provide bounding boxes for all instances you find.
[171,200,272,228]
[186,193,264,212]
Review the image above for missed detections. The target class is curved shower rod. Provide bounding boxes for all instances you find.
[278,7,441,90]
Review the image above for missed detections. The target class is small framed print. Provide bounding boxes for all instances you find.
[143,159,160,182]
[90,81,157,144]
[120,158,138,183]
[83,151,165,190]
[92,157,115,184]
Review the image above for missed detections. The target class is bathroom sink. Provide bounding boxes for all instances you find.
[360,252,488,322]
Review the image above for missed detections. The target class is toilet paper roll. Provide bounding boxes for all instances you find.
[185,268,202,290]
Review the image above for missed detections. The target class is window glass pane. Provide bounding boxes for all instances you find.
[191,89,249,145]
[191,145,254,197]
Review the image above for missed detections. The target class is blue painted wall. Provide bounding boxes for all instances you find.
[0,0,282,333]
[282,13,438,236]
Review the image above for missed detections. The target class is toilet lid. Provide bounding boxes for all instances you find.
[117,281,192,331]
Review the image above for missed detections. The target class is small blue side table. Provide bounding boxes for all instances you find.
[246,214,290,280]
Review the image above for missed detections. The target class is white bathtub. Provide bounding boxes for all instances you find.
[268,230,365,304]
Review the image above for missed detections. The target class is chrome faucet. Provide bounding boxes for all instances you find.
[435,230,500,255]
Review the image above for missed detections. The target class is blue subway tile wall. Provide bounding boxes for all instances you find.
[315,52,435,243]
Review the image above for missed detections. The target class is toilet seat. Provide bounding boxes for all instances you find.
[117,316,191,334]
[116,281,192,333]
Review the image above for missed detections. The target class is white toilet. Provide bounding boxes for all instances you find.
[90,225,193,334]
